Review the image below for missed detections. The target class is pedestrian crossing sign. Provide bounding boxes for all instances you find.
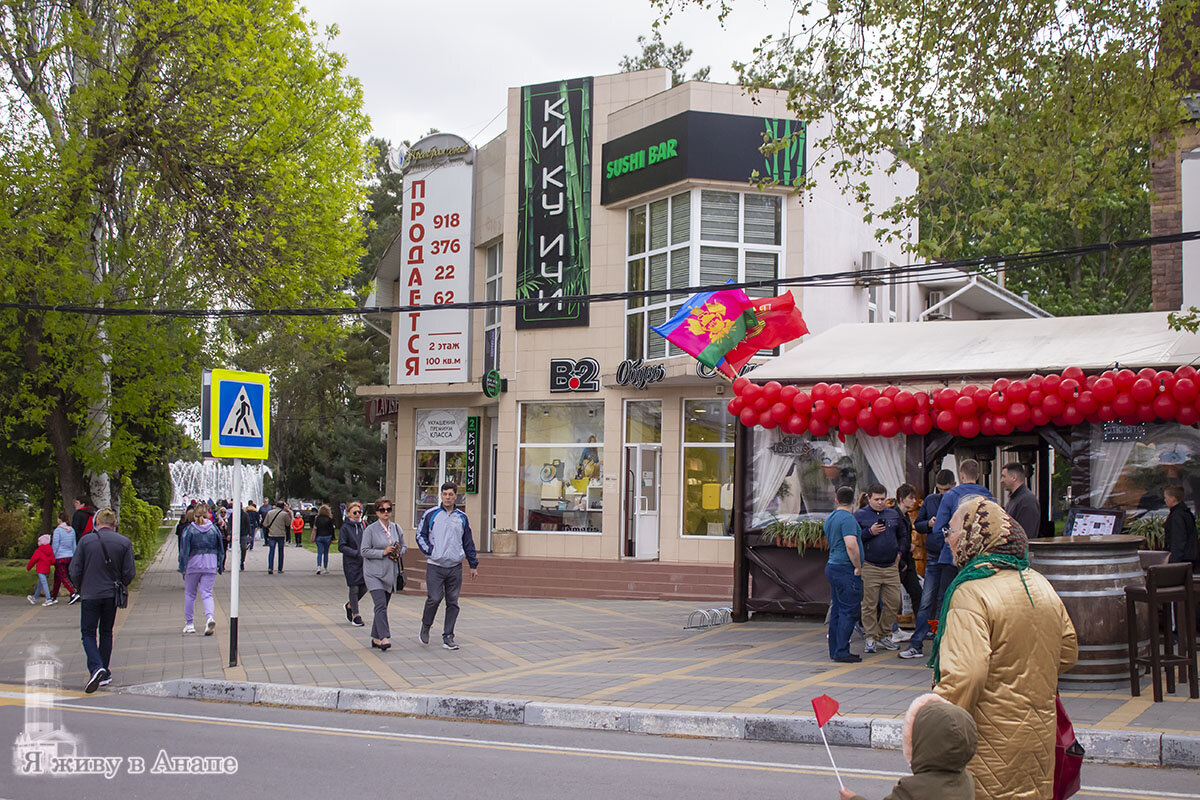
[202,369,270,459]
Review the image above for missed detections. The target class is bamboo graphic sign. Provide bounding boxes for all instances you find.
[516,77,593,329]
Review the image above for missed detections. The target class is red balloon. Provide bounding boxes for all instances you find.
[1008,380,1028,402]
[973,387,992,409]
[954,395,977,418]
[812,382,829,401]
[958,418,980,438]
[812,400,834,423]
[987,391,1008,415]
[792,392,813,413]
[1153,394,1178,420]
[1085,375,1098,389]
[771,402,791,424]
[873,395,896,418]
[743,383,762,402]
[1028,389,1045,407]
[1137,367,1157,382]
[899,414,916,435]
[861,386,881,404]
[1076,390,1098,417]
[992,378,1011,393]
[981,416,996,436]
[1031,407,1051,427]
[936,410,958,431]
[913,414,934,435]
[1062,366,1085,382]
[809,418,830,437]
[1156,370,1176,395]
[1092,377,1117,402]
[732,376,752,395]
[785,415,809,435]
[1096,403,1116,421]
[1058,378,1080,400]
[739,407,758,426]
[838,396,860,419]
[827,383,845,403]
[753,396,771,412]
[1028,375,1044,392]
[882,386,900,398]
[780,385,799,405]
[1113,393,1136,416]
[1041,394,1065,417]
[1061,405,1084,426]
[839,419,859,436]
[1178,406,1200,426]
[894,391,916,415]
[860,421,880,437]
[848,384,864,398]
[857,408,876,429]
[915,392,932,411]
[994,416,1015,435]
[1008,402,1032,425]
[1177,366,1198,381]
[1137,404,1157,422]
[727,397,745,416]
[1115,369,1136,391]
[1130,378,1155,404]
[763,381,782,401]
[1043,374,1062,394]
[1173,378,1199,404]
[961,385,981,403]
[878,418,900,438]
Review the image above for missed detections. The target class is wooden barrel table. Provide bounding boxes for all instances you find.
[1028,535,1146,687]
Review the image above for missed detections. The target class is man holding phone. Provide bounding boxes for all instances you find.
[854,484,904,654]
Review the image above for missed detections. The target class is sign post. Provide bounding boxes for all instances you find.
[202,368,270,668]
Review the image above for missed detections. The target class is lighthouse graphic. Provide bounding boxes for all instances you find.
[12,638,80,774]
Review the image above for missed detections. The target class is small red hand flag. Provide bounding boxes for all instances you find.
[812,694,840,727]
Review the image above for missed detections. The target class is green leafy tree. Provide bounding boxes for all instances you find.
[620,30,711,85]
[0,0,370,518]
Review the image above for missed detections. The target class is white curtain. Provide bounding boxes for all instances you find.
[1089,428,1136,507]
[751,428,800,527]
[854,433,906,492]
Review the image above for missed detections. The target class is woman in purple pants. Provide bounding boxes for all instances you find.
[178,502,226,635]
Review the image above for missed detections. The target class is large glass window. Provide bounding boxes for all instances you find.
[413,409,469,525]
[518,402,604,532]
[682,399,736,537]
[626,189,784,362]
[484,242,502,374]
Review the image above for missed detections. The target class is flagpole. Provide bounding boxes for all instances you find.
[818,725,845,789]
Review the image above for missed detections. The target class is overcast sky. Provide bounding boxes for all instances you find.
[300,0,796,147]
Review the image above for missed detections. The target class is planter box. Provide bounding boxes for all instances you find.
[491,530,517,557]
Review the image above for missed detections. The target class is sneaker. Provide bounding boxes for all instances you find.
[182,623,196,634]
[889,629,911,643]
[899,647,924,659]
[315,569,322,575]
[418,625,430,645]
[43,599,58,606]
[853,623,865,638]
[833,654,863,663]
[268,570,273,575]
[442,635,459,651]
[84,668,107,694]
[26,595,36,605]
[864,637,877,654]
[352,616,364,627]
[345,603,353,623]
[204,617,216,636]
[877,636,900,651]
[98,674,112,687]
[68,593,80,605]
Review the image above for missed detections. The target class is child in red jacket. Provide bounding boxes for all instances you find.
[27,535,56,606]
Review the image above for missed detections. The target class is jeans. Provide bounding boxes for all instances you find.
[348,583,367,617]
[183,571,216,624]
[899,555,922,617]
[31,573,50,601]
[316,536,332,569]
[267,537,285,571]
[422,563,463,637]
[52,559,76,598]
[826,562,863,659]
[369,589,391,639]
[908,562,942,651]
[80,597,117,676]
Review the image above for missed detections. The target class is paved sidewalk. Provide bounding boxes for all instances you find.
[1,534,1197,738]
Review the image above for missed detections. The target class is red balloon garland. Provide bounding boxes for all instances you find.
[726,365,1200,436]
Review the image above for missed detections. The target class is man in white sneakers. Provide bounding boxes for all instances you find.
[415,482,479,650]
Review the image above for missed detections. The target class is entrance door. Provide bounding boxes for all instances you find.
[626,444,661,559]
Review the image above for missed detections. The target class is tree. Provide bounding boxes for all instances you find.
[660,0,1200,314]
[620,30,711,86]
[0,0,370,516]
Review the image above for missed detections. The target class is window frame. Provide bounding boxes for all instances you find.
[483,241,502,374]
[679,397,736,539]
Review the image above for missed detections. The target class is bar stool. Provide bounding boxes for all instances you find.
[1124,563,1198,702]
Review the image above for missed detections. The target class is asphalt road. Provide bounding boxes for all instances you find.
[2,693,1197,800]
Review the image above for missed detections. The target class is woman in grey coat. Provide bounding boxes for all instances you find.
[360,497,405,650]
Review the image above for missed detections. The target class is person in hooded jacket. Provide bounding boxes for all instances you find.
[339,501,368,627]
[178,501,226,636]
[841,693,977,800]
[1164,484,1199,572]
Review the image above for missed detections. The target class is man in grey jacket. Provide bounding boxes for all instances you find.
[415,482,478,650]
[68,508,136,693]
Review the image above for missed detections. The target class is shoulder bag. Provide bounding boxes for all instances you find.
[95,533,129,609]
[1053,694,1084,800]
[391,523,406,592]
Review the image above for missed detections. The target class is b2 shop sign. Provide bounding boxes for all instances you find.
[549,358,599,393]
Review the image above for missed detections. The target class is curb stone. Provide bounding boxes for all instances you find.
[121,678,1196,768]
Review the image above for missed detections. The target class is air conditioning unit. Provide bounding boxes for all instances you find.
[925,290,952,320]
[856,251,886,286]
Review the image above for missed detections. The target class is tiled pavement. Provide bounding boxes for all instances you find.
[1,534,1197,737]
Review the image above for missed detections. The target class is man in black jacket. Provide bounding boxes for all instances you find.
[900,469,955,659]
[71,496,95,538]
[1164,485,1199,572]
[68,508,136,693]
[1001,462,1041,538]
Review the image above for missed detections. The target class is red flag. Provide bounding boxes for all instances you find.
[812,694,840,727]
[720,291,809,374]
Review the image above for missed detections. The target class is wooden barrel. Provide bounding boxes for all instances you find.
[1028,535,1146,686]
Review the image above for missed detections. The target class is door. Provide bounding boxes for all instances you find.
[630,444,661,559]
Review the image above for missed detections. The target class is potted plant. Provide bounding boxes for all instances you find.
[760,518,828,555]
[491,528,517,557]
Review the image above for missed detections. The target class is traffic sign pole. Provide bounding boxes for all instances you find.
[229,458,241,667]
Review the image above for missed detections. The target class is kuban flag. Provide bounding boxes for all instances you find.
[650,281,757,369]
[812,693,840,727]
[719,291,809,376]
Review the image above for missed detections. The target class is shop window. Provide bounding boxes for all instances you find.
[484,242,502,374]
[625,400,662,444]
[626,189,784,362]
[413,409,469,526]
[1074,422,1200,526]
[518,402,604,533]
[682,399,737,537]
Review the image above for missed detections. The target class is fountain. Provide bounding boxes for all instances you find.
[168,460,272,509]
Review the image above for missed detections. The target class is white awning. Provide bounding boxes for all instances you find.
[750,312,1200,385]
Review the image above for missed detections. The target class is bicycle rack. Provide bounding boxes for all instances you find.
[685,607,733,630]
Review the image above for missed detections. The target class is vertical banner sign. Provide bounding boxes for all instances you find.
[516,77,593,329]
[464,416,480,494]
[399,134,475,383]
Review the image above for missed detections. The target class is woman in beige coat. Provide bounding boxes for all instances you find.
[931,496,1077,800]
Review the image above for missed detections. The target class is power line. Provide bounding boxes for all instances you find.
[2,229,1195,319]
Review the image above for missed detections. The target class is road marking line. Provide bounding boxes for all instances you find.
[461,598,627,647]
[1096,696,1155,729]
[551,599,682,629]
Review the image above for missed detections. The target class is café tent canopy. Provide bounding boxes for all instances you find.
[749,312,1200,384]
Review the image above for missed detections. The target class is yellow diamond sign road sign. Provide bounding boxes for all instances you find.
[202,369,269,459]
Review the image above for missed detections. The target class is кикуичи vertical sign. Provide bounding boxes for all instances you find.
[516,77,593,329]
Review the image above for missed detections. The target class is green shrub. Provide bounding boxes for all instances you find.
[120,475,164,560]
[0,506,39,559]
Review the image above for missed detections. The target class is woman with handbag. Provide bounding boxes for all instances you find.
[931,496,1077,800]
[360,497,405,651]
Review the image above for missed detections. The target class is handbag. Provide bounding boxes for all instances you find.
[1053,694,1084,800]
[390,522,406,592]
[95,532,129,609]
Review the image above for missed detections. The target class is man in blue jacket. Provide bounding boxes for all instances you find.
[900,469,954,659]
[415,481,479,651]
[854,483,905,653]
